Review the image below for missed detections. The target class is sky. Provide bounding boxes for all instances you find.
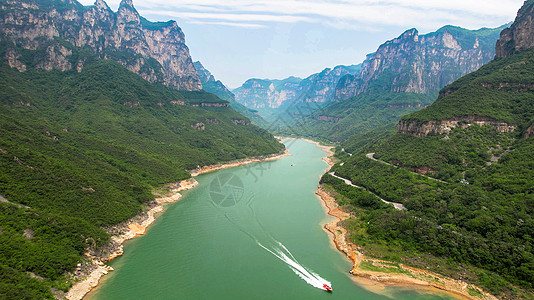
[77,0,524,88]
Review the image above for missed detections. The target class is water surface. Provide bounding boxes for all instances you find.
[88,139,457,300]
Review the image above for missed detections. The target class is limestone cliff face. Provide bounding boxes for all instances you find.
[234,65,359,109]
[299,65,361,104]
[0,0,201,90]
[496,0,534,58]
[335,26,504,101]
[397,116,517,137]
[233,77,303,109]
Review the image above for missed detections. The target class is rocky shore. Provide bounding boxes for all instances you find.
[313,143,496,300]
[65,149,290,300]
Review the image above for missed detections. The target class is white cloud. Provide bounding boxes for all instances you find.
[144,10,313,23]
[77,0,523,31]
[188,21,268,28]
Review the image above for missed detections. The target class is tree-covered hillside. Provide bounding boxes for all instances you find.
[0,59,283,297]
[402,50,534,129]
[322,39,534,299]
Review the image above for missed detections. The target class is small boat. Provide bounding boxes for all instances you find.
[291,163,295,166]
[323,283,332,292]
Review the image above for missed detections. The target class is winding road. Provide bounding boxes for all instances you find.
[366,153,448,184]
[328,172,406,211]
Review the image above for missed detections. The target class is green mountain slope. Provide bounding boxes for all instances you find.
[401,50,534,129]
[323,32,534,300]
[193,61,266,126]
[281,25,506,142]
[0,60,283,297]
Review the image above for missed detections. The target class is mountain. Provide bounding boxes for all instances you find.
[496,0,534,58]
[194,61,235,101]
[325,3,534,297]
[233,65,360,110]
[0,0,201,90]
[233,76,303,109]
[289,24,507,142]
[193,61,265,125]
[0,0,284,297]
[335,25,507,101]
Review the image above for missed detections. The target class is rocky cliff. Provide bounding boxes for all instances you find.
[335,25,506,101]
[0,0,201,90]
[397,116,517,137]
[234,65,359,110]
[398,2,534,138]
[495,0,534,58]
[233,77,303,109]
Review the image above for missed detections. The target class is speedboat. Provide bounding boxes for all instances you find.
[323,283,332,292]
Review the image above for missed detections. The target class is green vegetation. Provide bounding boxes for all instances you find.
[0,59,283,297]
[325,129,534,296]
[323,48,534,297]
[140,17,174,31]
[278,92,436,142]
[403,50,534,129]
[201,81,267,127]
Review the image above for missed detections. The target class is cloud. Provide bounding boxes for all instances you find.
[144,10,313,23]
[78,0,523,31]
[188,21,268,29]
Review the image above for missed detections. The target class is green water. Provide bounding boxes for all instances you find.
[88,139,457,300]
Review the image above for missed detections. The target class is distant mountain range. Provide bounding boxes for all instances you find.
[287,24,507,141]
[233,65,361,110]
[335,25,508,100]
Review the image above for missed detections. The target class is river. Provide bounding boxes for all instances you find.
[87,139,457,300]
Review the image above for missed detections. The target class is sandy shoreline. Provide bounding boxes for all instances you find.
[312,143,496,300]
[65,149,290,300]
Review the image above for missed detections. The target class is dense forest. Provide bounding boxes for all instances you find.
[321,50,534,298]
[0,59,283,297]
[288,92,436,142]
[402,50,534,128]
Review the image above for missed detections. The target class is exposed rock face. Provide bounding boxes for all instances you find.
[234,77,303,109]
[397,116,517,137]
[299,65,361,104]
[0,0,201,90]
[335,26,505,101]
[234,65,359,109]
[496,0,534,58]
[524,122,534,138]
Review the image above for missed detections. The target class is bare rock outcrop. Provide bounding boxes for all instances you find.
[335,26,503,101]
[524,122,534,138]
[495,0,534,58]
[397,116,517,137]
[0,0,201,91]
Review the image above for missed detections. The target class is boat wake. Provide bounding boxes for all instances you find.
[219,194,332,292]
[258,241,332,292]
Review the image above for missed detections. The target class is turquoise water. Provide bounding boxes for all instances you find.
[88,139,457,300]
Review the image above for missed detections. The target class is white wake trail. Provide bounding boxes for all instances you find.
[257,242,331,291]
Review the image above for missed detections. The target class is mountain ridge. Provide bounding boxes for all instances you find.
[1,0,202,90]
[335,24,507,101]
[325,2,534,297]
[233,65,360,110]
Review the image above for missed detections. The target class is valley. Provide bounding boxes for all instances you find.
[0,0,532,299]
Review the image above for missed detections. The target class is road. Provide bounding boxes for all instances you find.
[328,172,406,210]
